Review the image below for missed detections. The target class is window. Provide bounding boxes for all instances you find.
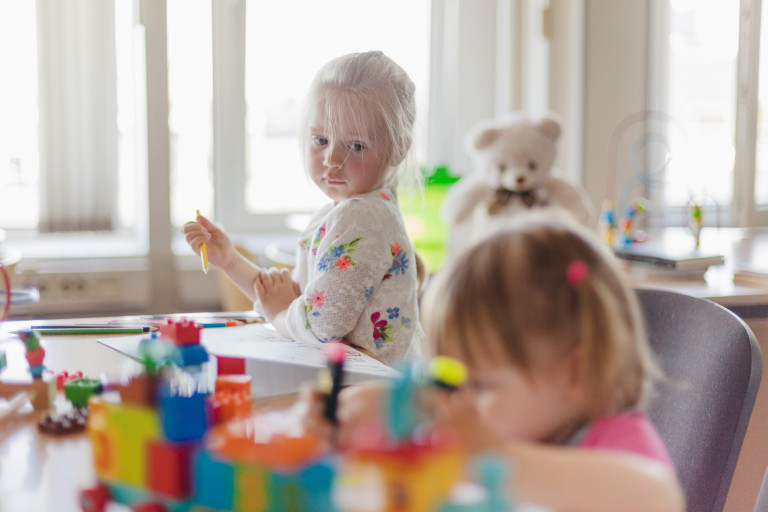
[1,0,431,241]
[648,0,768,226]
[0,1,39,229]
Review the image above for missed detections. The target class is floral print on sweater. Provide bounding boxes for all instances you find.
[285,189,420,365]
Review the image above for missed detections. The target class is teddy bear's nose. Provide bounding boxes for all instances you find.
[517,177,526,184]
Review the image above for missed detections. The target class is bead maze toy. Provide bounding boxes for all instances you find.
[79,320,515,512]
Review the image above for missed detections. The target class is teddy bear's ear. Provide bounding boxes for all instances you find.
[467,125,502,151]
[537,117,562,141]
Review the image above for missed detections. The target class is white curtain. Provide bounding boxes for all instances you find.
[36,0,118,232]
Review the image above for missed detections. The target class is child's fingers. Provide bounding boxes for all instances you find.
[195,213,218,233]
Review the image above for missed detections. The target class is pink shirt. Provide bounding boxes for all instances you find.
[578,411,674,469]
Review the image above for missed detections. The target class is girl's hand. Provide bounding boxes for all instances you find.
[423,387,507,454]
[297,380,390,449]
[181,214,236,269]
[254,267,301,322]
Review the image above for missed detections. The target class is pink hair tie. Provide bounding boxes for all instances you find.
[567,260,589,288]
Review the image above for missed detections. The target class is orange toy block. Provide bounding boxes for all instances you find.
[146,439,197,499]
[215,374,251,394]
[343,443,465,512]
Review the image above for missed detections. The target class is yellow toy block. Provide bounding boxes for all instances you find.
[107,400,160,486]
[234,463,269,512]
[343,447,464,512]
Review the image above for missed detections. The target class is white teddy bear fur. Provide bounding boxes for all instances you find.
[442,114,595,256]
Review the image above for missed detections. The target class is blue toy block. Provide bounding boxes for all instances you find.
[173,344,209,367]
[268,460,336,512]
[159,385,208,442]
[387,363,420,442]
[29,365,45,378]
[193,450,235,510]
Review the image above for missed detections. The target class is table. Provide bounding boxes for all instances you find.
[625,227,768,318]
[0,319,299,512]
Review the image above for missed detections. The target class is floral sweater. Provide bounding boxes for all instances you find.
[285,189,421,366]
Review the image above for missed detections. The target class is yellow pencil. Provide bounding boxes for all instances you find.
[196,209,209,274]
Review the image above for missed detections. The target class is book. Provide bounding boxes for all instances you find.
[732,265,768,289]
[614,244,725,272]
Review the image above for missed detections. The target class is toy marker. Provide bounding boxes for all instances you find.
[321,342,346,425]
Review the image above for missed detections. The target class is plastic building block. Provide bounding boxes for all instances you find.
[212,389,252,424]
[268,460,336,512]
[146,439,197,499]
[159,386,208,442]
[56,370,84,391]
[233,463,269,511]
[215,374,252,394]
[193,450,235,510]
[216,355,246,375]
[159,319,203,346]
[118,374,158,406]
[25,346,45,367]
[0,349,6,372]
[64,378,103,407]
[173,344,209,367]
[80,484,111,512]
[107,401,161,487]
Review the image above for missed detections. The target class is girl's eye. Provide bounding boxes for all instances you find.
[312,136,329,146]
[349,142,365,152]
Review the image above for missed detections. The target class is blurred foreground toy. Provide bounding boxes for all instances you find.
[79,322,512,512]
[0,330,56,411]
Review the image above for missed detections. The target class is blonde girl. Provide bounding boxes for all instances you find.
[417,213,684,512]
[183,51,421,365]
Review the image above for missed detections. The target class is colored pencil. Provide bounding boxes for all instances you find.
[196,209,209,274]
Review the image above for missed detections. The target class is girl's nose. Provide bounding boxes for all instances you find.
[323,143,345,168]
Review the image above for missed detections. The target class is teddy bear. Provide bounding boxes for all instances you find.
[441,113,595,256]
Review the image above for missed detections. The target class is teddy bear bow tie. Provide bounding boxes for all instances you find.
[488,187,544,215]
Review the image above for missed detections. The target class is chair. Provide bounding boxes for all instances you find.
[636,288,762,512]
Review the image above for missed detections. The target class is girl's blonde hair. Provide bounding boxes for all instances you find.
[299,50,418,191]
[422,213,661,420]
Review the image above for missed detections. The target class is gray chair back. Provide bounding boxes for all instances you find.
[637,288,762,512]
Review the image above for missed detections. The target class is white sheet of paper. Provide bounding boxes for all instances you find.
[99,323,399,397]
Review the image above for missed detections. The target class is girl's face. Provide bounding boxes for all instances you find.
[446,335,589,444]
[305,100,390,203]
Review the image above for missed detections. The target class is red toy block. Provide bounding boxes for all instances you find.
[25,346,45,367]
[146,439,196,499]
[158,319,202,346]
[216,356,245,375]
[80,484,110,512]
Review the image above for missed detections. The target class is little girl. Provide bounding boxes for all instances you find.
[309,213,684,512]
[183,51,421,366]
